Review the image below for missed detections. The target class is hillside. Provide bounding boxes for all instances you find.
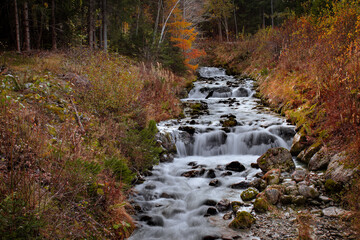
[0,50,191,238]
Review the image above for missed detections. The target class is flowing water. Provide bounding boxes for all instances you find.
[129,67,296,240]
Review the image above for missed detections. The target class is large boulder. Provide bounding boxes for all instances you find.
[325,152,356,185]
[290,129,307,156]
[257,147,295,173]
[308,146,331,171]
[228,211,256,229]
[297,141,323,164]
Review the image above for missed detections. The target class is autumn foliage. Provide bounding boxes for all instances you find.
[166,0,206,71]
[206,0,360,233]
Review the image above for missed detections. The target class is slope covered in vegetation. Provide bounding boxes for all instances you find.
[204,0,360,232]
[0,50,190,239]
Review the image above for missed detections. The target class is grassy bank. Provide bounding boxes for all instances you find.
[202,0,360,234]
[0,50,191,239]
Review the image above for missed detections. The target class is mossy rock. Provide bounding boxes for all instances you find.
[222,118,237,127]
[240,187,259,201]
[257,147,295,173]
[228,211,255,229]
[297,141,323,164]
[253,197,270,213]
[290,128,307,156]
[231,201,244,213]
[324,179,342,193]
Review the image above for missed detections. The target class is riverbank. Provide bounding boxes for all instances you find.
[200,0,360,235]
[0,50,193,239]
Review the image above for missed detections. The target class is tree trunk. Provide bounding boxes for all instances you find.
[224,17,229,42]
[218,19,222,42]
[14,0,21,52]
[52,0,57,50]
[135,1,141,36]
[37,12,44,49]
[159,0,181,45]
[233,0,238,39]
[103,0,107,51]
[89,0,94,49]
[271,0,274,28]
[23,1,30,51]
[153,0,161,44]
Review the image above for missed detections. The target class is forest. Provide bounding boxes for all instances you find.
[1,0,360,239]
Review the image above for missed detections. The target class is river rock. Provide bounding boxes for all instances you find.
[216,199,231,212]
[231,201,244,213]
[297,141,323,164]
[225,161,245,172]
[250,178,267,192]
[265,187,281,205]
[223,211,233,220]
[298,184,319,199]
[292,195,306,205]
[178,126,196,135]
[230,181,250,189]
[253,197,270,213]
[205,207,218,216]
[206,169,216,178]
[209,179,221,187]
[251,163,260,169]
[181,169,205,178]
[263,169,281,185]
[140,215,164,226]
[203,200,217,206]
[325,152,356,185]
[234,87,249,97]
[322,207,349,217]
[229,211,256,229]
[291,169,307,182]
[221,171,233,177]
[257,148,295,173]
[290,129,307,156]
[241,187,259,201]
[308,146,331,171]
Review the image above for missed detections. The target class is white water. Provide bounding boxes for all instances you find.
[129,67,295,240]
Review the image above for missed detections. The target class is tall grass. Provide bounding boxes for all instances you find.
[0,49,189,239]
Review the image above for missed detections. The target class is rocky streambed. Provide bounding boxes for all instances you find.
[129,67,357,240]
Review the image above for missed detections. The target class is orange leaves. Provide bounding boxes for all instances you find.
[165,1,205,71]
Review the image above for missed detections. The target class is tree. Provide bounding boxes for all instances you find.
[207,0,234,41]
[89,0,95,49]
[52,0,57,50]
[14,0,21,52]
[23,1,30,51]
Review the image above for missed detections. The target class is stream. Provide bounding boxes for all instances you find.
[129,67,296,240]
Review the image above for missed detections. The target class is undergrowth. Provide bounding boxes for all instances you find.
[0,50,189,239]
[203,0,360,236]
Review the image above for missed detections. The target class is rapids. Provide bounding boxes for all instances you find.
[129,67,296,240]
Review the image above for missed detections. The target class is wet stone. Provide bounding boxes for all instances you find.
[225,161,246,172]
[230,181,250,189]
[209,179,221,187]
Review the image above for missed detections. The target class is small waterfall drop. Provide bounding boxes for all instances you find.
[129,67,295,240]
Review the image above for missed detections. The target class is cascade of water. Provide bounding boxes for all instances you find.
[129,67,295,240]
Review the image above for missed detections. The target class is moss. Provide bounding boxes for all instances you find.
[222,119,237,127]
[228,211,255,229]
[241,187,259,201]
[325,179,342,193]
[254,197,270,213]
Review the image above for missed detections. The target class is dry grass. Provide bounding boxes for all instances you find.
[0,49,190,239]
